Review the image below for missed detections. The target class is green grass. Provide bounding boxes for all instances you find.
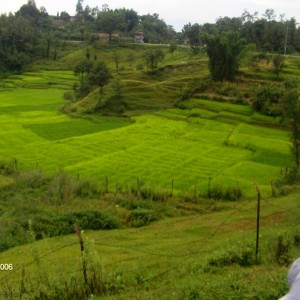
[0,44,300,299]
[23,117,133,141]
[0,188,299,299]
[0,73,292,198]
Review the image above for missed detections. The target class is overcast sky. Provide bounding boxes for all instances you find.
[1,0,299,31]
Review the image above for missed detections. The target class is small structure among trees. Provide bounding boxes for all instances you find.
[134,32,144,43]
[99,33,120,42]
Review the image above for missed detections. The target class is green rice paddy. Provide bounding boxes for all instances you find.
[0,71,292,198]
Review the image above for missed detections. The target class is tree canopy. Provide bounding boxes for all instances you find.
[202,31,247,81]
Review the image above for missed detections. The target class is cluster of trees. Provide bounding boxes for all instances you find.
[0,0,54,74]
[0,0,176,75]
[1,1,300,79]
[64,0,176,44]
[183,9,300,54]
[73,58,111,100]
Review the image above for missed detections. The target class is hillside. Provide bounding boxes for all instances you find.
[0,187,300,299]
[0,42,300,299]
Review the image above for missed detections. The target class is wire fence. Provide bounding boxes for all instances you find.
[0,190,299,298]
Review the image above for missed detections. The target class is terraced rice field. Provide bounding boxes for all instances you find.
[0,71,291,197]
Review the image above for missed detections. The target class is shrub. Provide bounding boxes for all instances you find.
[63,91,75,101]
[15,170,46,188]
[281,166,300,185]
[284,78,299,90]
[207,180,223,200]
[0,159,18,175]
[46,172,101,204]
[128,209,158,227]
[177,86,190,102]
[118,199,152,210]
[136,63,144,70]
[28,211,121,239]
[58,211,121,233]
[208,242,256,268]
[252,83,284,116]
[139,186,169,202]
[275,233,293,265]
[223,184,243,201]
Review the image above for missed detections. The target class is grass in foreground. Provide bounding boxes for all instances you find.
[0,185,299,299]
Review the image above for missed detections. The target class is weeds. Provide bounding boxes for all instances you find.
[5,226,125,300]
[46,172,101,205]
[128,208,158,227]
[207,179,243,201]
[275,233,294,266]
[0,159,18,175]
[207,242,257,269]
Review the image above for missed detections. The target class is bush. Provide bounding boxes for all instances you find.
[46,172,101,204]
[139,186,169,201]
[281,166,300,185]
[177,87,190,102]
[223,185,243,201]
[128,209,158,227]
[207,181,223,200]
[28,211,121,239]
[118,199,152,210]
[208,242,256,268]
[0,159,18,175]
[58,211,121,233]
[136,63,144,70]
[63,91,75,101]
[16,170,46,188]
[275,233,293,265]
[252,83,284,116]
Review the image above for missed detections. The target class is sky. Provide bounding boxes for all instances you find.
[1,0,299,31]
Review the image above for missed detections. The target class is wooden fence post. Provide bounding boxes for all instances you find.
[73,224,88,286]
[254,182,261,261]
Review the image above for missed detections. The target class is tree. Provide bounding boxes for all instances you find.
[76,0,84,16]
[127,53,135,69]
[282,89,300,168]
[60,11,70,22]
[215,17,242,32]
[86,47,90,60]
[263,8,276,21]
[202,30,247,81]
[183,23,202,47]
[115,8,138,35]
[253,83,283,116]
[272,54,285,79]
[143,49,165,71]
[169,42,178,57]
[73,60,93,98]
[96,9,125,42]
[139,14,176,44]
[112,50,120,69]
[88,62,112,98]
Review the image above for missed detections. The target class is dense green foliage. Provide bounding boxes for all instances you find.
[1,0,300,78]
[1,2,300,299]
[183,12,300,54]
[0,1,52,74]
[202,31,247,81]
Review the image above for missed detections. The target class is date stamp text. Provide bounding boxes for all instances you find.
[0,264,13,271]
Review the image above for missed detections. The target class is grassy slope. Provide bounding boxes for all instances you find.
[0,87,291,197]
[0,188,299,298]
[0,53,293,197]
[0,43,300,298]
